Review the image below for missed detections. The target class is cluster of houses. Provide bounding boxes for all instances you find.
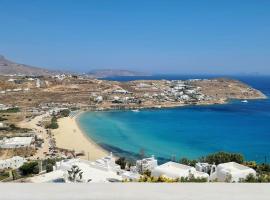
[0,77,43,95]
[89,79,212,107]
[133,80,209,104]
[22,153,256,183]
[134,156,256,182]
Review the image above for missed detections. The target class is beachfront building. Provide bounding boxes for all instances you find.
[0,156,26,170]
[0,137,33,148]
[151,161,209,180]
[136,155,158,174]
[209,162,256,182]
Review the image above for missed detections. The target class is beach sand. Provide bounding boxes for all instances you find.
[52,115,107,161]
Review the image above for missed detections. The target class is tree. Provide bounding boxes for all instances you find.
[46,163,54,173]
[116,157,127,169]
[46,116,59,129]
[67,165,83,182]
[200,152,244,165]
[179,157,197,167]
[19,162,39,175]
[60,109,70,117]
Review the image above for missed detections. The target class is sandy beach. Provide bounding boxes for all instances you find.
[52,114,107,161]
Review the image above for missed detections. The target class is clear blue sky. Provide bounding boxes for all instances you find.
[0,0,269,74]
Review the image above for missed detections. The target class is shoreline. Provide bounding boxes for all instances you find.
[52,112,108,161]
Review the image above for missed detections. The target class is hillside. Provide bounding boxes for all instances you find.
[0,55,52,76]
[87,69,147,78]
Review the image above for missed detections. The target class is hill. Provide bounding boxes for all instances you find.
[87,69,147,78]
[0,55,52,76]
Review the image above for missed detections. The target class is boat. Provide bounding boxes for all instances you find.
[241,100,248,103]
[132,109,140,112]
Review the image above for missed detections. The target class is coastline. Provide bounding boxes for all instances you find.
[52,112,108,161]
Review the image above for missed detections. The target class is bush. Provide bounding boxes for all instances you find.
[60,109,70,117]
[46,116,59,129]
[42,158,57,172]
[46,163,54,172]
[179,157,197,167]
[200,152,244,165]
[0,107,20,113]
[19,162,39,175]
[116,157,127,169]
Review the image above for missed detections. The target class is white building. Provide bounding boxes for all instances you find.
[151,161,209,180]
[36,79,41,88]
[29,158,123,183]
[0,122,8,129]
[136,156,158,173]
[195,162,212,173]
[0,104,9,110]
[0,137,33,148]
[90,152,121,172]
[48,107,68,115]
[8,78,15,82]
[209,162,256,182]
[113,89,129,94]
[95,96,103,103]
[0,156,26,169]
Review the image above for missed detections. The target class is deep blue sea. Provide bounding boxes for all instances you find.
[78,75,270,163]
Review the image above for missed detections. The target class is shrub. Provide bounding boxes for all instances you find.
[60,109,70,117]
[46,116,59,129]
[116,157,127,169]
[42,158,57,172]
[200,152,244,165]
[46,163,54,173]
[0,107,20,113]
[179,157,197,167]
[19,162,39,175]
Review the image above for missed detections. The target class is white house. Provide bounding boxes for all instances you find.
[90,152,121,172]
[95,96,103,103]
[151,161,209,180]
[32,158,123,183]
[136,155,158,173]
[195,162,212,173]
[0,137,33,148]
[209,162,256,182]
[0,156,26,170]
[0,104,9,110]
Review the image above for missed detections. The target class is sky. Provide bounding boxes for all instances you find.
[0,0,269,75]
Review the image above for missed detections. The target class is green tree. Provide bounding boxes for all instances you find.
[60,109,70,117]
[116,157,127,169]
[179,157,197,167]
[19,162,39,175]
[200,152,244,165]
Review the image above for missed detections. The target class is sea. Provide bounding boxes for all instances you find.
[77,75,270,163]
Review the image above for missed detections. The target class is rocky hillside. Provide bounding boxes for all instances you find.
[0,55,52,76]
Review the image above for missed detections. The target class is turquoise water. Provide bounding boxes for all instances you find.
[78,76,270,163]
